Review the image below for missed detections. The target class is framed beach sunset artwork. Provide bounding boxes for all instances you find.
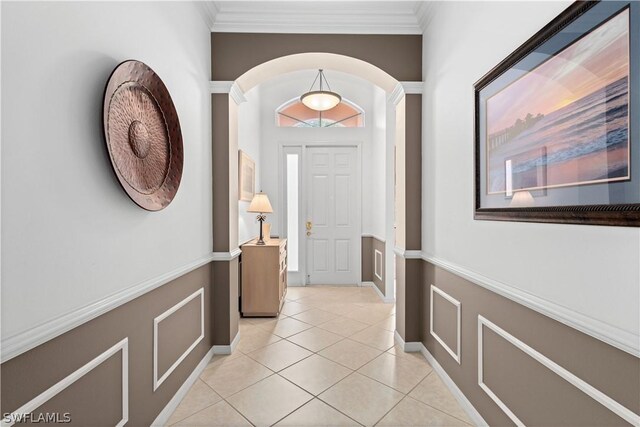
[474,1,639,226]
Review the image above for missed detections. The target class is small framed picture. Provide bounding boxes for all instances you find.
[238,150,255,202]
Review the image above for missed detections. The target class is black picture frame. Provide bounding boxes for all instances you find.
[474,1,639,227]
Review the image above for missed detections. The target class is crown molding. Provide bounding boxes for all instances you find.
[209,81,247,105]
[401,81,424,94]
[209,1,423,34]
[197,1,218,30]
[388,82,405,106]
[414,1,439,33]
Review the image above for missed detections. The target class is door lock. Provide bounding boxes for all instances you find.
[306,221,312,236]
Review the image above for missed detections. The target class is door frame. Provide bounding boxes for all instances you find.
[278,140,363,287]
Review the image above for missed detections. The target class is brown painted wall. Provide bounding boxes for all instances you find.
[371,238,385,295]
[361,237,385,296]
[422,260,640,426]
[211,33,422,82]
[395,256,423,342]
[361,237,373,282]
[404,95,422,251]
[212,94,231,253]
[212,258,239,346]
[0,264,213,426]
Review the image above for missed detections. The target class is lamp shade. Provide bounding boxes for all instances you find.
[510,190,535,207]
[248,193,273,213]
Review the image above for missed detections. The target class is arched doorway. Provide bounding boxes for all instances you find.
[210,39,423,353]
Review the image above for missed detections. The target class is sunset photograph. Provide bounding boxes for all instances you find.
[486,7,630,195]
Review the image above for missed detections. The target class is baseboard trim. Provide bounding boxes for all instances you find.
[419,344,488,427]
[1,254,216,363]
[150,346,215,427]
[212,331,240,355]
[393,330,422,352]
[361,281,395,303]
[421,254,639,357]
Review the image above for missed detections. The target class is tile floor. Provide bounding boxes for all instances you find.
[166,286,473,427]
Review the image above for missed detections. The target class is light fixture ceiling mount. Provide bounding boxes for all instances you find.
[300,69,341,111]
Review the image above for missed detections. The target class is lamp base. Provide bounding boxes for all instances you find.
[256,215,266,245]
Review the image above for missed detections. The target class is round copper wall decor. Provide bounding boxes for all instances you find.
[103,60,183,211]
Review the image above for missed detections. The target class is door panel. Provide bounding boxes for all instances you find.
[306,146,360,285]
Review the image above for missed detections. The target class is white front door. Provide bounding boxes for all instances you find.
[305,146,360,285]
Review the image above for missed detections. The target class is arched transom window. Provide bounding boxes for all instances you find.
[276,97,364,128]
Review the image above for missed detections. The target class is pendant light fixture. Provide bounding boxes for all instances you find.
[300,69,342,111]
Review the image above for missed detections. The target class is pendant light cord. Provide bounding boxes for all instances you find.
[307,69,334,93]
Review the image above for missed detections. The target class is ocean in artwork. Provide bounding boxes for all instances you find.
[486,8,630,194]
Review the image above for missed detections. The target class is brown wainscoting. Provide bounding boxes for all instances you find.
[422,260,640,426]
[395,256,423,343]
[212,258,239,346]
[0,263,213,426]
[361,237,373,282]
[361,236,386,297]
[372,238,385,296]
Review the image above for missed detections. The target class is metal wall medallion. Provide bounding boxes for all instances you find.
[103,60,183,211]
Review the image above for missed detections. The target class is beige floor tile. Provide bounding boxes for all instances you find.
[167,379,222,425]
[340,292,382,304]
[285,287,318,301]
[387,345,432,364]
[409,372,472,424]
[173,400,251,426]
[349,326,395,351]
[281,300,312,316]
[358,352,432,393]
[227,374,313,426]
[258,317,314,338]
[377,396,469,426]
[274,399,359,426]
[200,355,272,397]
[247,340,313,372]
[317,316,369,337]
[374,314,396,332]
[235,326,281,354]
[291,308,338,326]
[279,354,352,395]
[320,302,359,316]
[286,327,344,352]
[245,313,288,325]
[343,306,392,325]
[318,339,382,370]
[207,349,244,367]
[319,373,403,426]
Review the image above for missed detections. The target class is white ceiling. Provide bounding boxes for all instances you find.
[200,1,435,34]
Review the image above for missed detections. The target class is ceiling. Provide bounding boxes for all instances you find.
[200,1,435,34]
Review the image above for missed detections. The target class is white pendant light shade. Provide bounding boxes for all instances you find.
[301,91,341,111]
[300,69,342,111]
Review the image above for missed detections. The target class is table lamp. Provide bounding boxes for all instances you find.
[248,192,273,245]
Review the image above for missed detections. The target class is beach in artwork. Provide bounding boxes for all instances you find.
[486,8,630,195]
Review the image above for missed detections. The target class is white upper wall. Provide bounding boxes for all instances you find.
[1,2,212,339]
[238,87,262,245]
[422,1,640,348]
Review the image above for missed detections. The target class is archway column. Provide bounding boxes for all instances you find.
[209,37,423,350]
[391,83,423,345]
[210,82,246,349]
